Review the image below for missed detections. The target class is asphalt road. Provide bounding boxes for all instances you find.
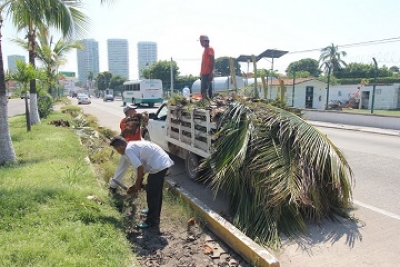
[8,97,400,267]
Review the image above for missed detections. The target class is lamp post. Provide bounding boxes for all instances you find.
[371,58,378,114]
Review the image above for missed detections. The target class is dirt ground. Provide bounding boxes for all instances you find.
[112,189,250,267]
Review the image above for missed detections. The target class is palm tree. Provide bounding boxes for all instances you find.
[87,71,93,91]
[36,33,82,98]
[201,100,353,248]
[319,43,347,109]
[0,14,17,164]
[7,60,39,131]
[1,0,87,125]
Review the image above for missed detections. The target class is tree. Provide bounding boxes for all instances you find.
[175,75,198,90]
[389,66,399,73]
[96,71,112,91]
[109,75,127,94]
[286,58,321,77]
[14,31,83,97]
[141,60,179,89]
[319,43,347,109]
[1,0,87,125]
[0,14,17,164]
[7,60,40,132]
[215,57,241,76]
[87,71,94,90]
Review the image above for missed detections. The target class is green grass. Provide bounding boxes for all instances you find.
[0,112,137,267]
[342,108,400,117]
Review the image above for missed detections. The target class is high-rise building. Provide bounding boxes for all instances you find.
[77,39,99,82]
[137,41,158,78]
[107,39,129,79]
[7,55,26,74]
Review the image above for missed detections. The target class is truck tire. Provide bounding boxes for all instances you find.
[185,152,200,181]
[148,103,154,108]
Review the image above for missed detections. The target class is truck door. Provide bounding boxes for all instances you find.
[147,103,169,151]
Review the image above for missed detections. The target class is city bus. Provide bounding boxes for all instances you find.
[122,79,163,107]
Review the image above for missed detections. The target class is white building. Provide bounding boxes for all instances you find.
[330,84,400,110]
[7,55,26,74]
[77,39,99,82]
[137,41,157,78]
[107,39,129,79]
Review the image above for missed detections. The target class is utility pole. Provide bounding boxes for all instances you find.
[292,70,296,107]
[170,57,174,95]
[325,63,332,110]
[371,58,378,114]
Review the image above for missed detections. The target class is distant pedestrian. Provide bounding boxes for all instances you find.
[110,136,174,229]
[199,35,215,100]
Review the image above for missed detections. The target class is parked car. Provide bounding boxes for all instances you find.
[77,94,91,105]
[103,94,114,102]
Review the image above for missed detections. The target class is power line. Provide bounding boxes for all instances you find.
[288,37,400,55]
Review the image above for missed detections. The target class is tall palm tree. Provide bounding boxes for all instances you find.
[319,43,347,109]
[1,0,87,125]
[0,14,17,164]
[36,33,82,97]
[201,100,353,248]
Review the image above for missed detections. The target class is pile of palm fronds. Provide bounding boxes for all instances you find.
[168,94,354,248]
[201,100,353,249]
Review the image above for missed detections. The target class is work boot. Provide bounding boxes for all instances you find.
[141,208,149,215]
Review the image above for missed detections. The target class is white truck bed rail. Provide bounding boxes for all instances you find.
[167,106,217,158]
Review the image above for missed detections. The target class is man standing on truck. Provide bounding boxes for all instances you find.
[110,136,174,229]
[199,35,215,100]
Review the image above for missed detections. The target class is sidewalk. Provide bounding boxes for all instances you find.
[308,120,400,137]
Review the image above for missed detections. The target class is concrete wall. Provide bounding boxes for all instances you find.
[329,84,400,110]
[302,109,400,130]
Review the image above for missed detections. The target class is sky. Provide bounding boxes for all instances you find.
[2,0,400,81]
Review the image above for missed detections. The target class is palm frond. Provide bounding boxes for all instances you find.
[202,101,354,247]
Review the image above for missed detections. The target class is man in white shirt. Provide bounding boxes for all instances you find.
[110,136,174,229]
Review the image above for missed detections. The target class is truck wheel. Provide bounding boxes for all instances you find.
[185,153,200,181]
[148,103,154,108]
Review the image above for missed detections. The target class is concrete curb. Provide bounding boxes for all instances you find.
[308,120,400,137]
[166,179,280,267]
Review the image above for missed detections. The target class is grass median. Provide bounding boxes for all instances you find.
[0,109,138,267]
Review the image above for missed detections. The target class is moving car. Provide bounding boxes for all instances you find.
[77,94,91,105]
[103,94,114,102]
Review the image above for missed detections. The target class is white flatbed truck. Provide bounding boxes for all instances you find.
[144,102,217,179]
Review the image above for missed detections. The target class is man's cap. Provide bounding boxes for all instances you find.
[123,105,137,114]
[199,35,209,41]
[110,136,127,146]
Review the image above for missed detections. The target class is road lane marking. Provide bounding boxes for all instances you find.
[353,199,400,220]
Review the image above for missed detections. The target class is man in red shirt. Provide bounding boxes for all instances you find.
[120,105,141,141]
[199,35,215,100]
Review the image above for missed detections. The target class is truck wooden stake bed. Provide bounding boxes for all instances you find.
[145,102,218,179]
